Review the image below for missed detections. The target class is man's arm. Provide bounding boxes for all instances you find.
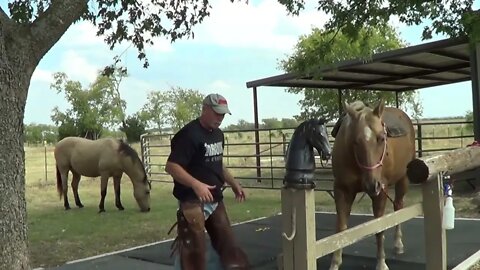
[165,161,216,202]
[223,165,246,201]
[165,161,199,188]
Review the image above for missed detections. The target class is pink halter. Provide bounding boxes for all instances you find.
[354,124,387,170]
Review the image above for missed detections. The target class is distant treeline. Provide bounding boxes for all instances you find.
[24,115,471,146]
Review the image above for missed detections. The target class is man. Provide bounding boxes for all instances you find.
[165,93,251,270]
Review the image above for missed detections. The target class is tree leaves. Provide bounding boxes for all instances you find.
[280,26,423,122]
[278,0,476,42]
[50,70,127,139]
[140,87,204,132]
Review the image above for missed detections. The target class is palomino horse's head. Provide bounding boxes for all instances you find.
[304,119,332,161]
[344,99,387,197]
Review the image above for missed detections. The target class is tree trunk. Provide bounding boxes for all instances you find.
[0,67,30,269]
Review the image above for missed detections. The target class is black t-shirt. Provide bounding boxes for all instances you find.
[168,118,225,202]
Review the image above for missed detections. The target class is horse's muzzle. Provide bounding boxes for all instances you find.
[141,207,151,212]
[364,180,383,197]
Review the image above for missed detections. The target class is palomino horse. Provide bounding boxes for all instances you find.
[284,119,332,188]
[330,100,415,270]
[54,137,151,213]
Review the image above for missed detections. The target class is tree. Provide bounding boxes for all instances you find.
[141,87,204,132]
[50,71,126,140]
[24,124,57,145]
[224,119,256,131]
[280,26,423,122]
[278,0,479,42]
[140,91,170,132]
[262,118,283,129]
[120,113,147,143]
[1,1,224,267]
[169,88,204,130]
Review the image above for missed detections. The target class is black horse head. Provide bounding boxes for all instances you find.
[302,118,332,161]
[284,119,332,189]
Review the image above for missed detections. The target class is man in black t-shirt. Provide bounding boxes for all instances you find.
[165,93,250,270]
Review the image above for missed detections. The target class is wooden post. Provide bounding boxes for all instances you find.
[281,188,317,270]
[422,173,447,270]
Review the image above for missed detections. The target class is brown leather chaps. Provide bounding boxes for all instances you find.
[174,201,250,270]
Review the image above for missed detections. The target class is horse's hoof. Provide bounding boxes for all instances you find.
[98,209,106,213]
[64,206,71,210]
[395,246,404,255]
[118,207,125,211]
[376,261,389,270]
[77,204,84,208]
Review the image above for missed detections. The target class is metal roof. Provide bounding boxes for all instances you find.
[246,37,471,92]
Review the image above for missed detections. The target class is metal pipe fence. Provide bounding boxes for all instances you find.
[139,120,475,190]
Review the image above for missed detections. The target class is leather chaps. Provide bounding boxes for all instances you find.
[172,201,250,270]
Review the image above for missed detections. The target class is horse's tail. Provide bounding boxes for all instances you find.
[56,166,63,199]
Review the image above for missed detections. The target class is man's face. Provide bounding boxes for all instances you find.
[203,105,225,130]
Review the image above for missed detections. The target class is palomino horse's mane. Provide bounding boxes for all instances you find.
[118,140,148,184]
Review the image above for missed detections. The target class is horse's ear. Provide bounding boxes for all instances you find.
[373,98,385,117]
[344,101,358,119]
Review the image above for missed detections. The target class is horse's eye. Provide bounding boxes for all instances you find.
[377,135,385,142]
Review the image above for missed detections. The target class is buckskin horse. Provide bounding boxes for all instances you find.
[54,137,151,213]
[330,100,415,270]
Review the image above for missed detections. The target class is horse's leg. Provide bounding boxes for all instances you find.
[113,175,124,211]
[60,170,71,210]
[393,177,408,255]
[98,174,109,213]
[71,172,84,208]
[372,191,389,270]
[329,186,356,270]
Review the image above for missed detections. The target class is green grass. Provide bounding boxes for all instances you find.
[27,179,285,268]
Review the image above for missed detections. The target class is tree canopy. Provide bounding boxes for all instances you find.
[280,25,423,122]
[50,71,126,140]
[278,0,479,42]
[140,87,204,132]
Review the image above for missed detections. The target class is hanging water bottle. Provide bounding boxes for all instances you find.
[442,182,455,230]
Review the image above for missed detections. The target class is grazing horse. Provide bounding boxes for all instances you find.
[54,137,151,213]
[330,100,415,270]
[284,119,332,188]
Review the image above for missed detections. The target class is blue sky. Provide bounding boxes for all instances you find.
[14,0,479,126]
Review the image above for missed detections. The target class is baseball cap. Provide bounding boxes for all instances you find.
[203,93,232,115]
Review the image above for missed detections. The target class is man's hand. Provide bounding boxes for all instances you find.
[231,183,246,202]
[192,181,216,203]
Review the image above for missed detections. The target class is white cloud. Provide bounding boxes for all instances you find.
[61,21,105,47]
[62,20,173,55]
[59,50,100,83]
[209,80,232,91]
[189,0,327,51]
[31,68,53,84]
